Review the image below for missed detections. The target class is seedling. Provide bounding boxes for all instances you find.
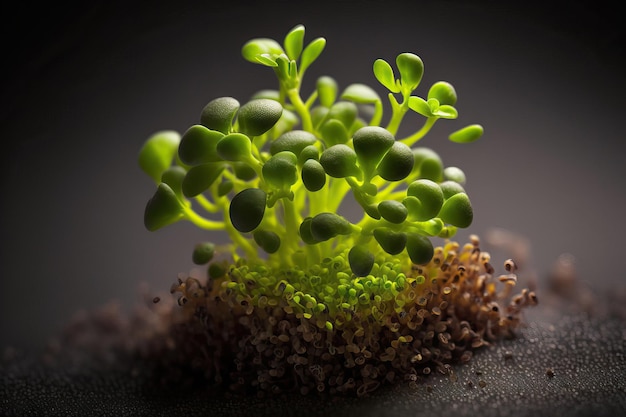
[138,24,534,397]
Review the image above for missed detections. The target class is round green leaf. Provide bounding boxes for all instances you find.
[160,166,186,200]
[406,179,444,221]
[353,126,395,175]
[439,180,466,199]
[317,76,338,108]
[138,130,181,182]
[237,99,283,137]
[327,101,358,130]
[319,119,349,146]
[443,166,466,184]
[253,230,281,254]
[270,130,318,156]
[396,53,424,90]
[373,59,400,93]
[200,97,240,134]
[297,144,320,166]
[182,163,225,198]
[178,125,224,166]
[341,83,380,104]
[413,147,443,182]
[449,124,484,143]
[192,242,215,265]
[378,200,408,224]
[406,233,434,265]
[319,144,361,179]
[310,212,353,242]
[373,228,407,255]
[299,217,319,244]
[216,133,252,161]
[301,159,326,192]
[262,151,298,189]
[242,38,284,64]
[428,81,457,106]
[438,192,473,228]
[376,141,414,181]
[348,245,375,277]
[144,183,185,232]
[229,188,267,233]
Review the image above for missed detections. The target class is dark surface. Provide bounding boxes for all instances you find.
[1,305,625,417]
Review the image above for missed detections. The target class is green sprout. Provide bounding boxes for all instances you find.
[139,23,482,275]
[136,25,536,397]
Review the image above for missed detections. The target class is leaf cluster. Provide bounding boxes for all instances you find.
[138,24,484,277]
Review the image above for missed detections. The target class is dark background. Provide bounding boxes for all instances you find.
[1,0,624,350]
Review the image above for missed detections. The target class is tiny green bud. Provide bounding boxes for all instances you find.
[192,242,215,265]
[353,126,395,176]
[236,99,283,137]
[310,212,353,242]
[301,159,327,192]
[229,188,267,233]
[317,76,338,108]
[253,230,281,254]
[348,245,375,277]
[428,81,457,106]
[443,166,466,184]
[216,133,252,161]
[405,233,434,265]
[378,200,408,224]
[208,262,226,279]
[406,179,444,221]
[144,183,185,232]
[263,151,298,189]
[396,53,424,91]
[438,192,473,228]
[297,144,320,166]
[270,130,318,157]
[138,130,181,183]
[449,124,484,144]
[376,141,414,181]
[413,147,443,182]
[200,97,240,134]
[178,125,224,166]
[319,144,361,179]
[182,163,225,198]
[373,228,407,255]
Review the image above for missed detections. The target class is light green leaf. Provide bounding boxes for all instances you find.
[284,24,305,61]
[138,130,180,183]
[408,96,432,117]
[300,37,326,74]
[144,183,185,231]
[449,124,484,143]
[373,59,400,93]
[341,83,380,103]
[242,38,284,63]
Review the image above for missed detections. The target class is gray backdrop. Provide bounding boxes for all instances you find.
[1,0,624,350]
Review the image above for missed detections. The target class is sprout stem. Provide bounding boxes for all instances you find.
[399,117,438,146]
[287,88,313,132]
[183,207,225,230]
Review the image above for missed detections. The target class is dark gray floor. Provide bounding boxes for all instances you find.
[2,303,624,417]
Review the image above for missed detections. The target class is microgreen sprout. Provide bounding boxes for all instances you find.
[137,24,534,397]
[140,23,483,275]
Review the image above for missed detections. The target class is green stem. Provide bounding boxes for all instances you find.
[399,117,438,146]
[195,194,219,213]
[183,207,224,230]
[385,93,409,136]
[287,88,313,132]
